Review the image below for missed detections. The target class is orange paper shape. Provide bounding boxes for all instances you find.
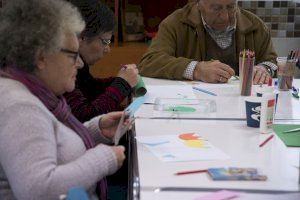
[179,133,200,140]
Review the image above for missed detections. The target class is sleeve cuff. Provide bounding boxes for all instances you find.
[91,144,118,176]
[110,77,132,99]
[183,61,198,80]
[84,115,113,145]
[259,61,278,77]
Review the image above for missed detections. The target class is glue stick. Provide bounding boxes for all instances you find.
[259,93,276,134]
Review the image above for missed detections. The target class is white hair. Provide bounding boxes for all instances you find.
[0,0,85,72]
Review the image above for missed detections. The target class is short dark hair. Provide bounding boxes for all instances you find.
[68,0,115,38]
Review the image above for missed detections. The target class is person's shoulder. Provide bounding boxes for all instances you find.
[0,77,47,112]
[161,3,194,26]
[238,8,269,33]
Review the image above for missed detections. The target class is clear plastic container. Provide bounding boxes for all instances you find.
[277,57,297,91]
[153,98,216,114]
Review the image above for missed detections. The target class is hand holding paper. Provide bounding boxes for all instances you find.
[99,111,127,139]
[113,111,133,145]
[114,96,145,145]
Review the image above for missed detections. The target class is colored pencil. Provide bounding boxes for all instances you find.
[283,127,300,133]
[259,135,274,147]
[192,86,217,96]
[175,169,208,176]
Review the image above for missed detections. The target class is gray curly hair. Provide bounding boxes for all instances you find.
[0,0,85,72]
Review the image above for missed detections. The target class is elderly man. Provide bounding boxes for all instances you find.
[139,0,277,84]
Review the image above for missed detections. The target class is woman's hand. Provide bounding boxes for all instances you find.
[99,111,131,139]
[117,64,139,87]
[111,145,126,168]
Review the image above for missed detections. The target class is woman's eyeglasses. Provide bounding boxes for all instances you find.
[60,48,80,65]
[99,38,111,46]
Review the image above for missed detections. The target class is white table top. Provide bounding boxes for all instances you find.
[142,77,300,88]
[131,77,300,199]
[136,78,300,120]
[135,119,300,192]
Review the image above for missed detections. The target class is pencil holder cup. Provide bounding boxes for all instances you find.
[277,57,297,91]
[245,96,261,128]
[133,75,147,97]
[239,55,255,96]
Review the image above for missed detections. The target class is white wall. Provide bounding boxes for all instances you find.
[271,37,300,57]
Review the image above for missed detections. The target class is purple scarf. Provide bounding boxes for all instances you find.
[0,67,107,200]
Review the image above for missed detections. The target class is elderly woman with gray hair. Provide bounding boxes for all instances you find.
[0,0,126,199]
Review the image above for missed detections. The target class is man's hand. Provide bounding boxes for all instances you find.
[253,65,271,85]
[117,64,139,87]
[193,60,235,83]
[111,145,126,168]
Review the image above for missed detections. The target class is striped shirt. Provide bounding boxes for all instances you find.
[64,62,131,122]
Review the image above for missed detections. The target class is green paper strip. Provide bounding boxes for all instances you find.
[164,106,196,113]
[133,75,147,97]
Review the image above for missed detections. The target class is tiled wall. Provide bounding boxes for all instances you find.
[238,1,300,37]
[1,0,299,37]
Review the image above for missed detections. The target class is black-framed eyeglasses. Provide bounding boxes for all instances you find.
[99,38,111,46]
[60,48,80,65]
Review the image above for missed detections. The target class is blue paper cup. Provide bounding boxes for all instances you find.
[245,96,262,128]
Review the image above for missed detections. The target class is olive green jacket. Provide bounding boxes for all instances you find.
[139,3,277,80]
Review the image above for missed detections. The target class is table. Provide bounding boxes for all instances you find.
[135,119,299,192]
[128,78,300,200]
[135,78,300,120]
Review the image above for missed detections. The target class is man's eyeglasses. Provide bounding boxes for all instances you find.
[99,38,111,46]
[210,4,237,15]
[60,48,80,65]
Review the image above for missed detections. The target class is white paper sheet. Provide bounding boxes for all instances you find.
[136,134,230,162]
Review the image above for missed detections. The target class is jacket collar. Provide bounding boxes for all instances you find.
[181,3,203,29]
[235,9,257,33]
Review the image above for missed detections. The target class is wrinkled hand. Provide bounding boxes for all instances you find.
[193,60,235,83]
[253,65,271,85]
[99,111,126,139]
[117,64,139,87]
[111,145,126,168]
